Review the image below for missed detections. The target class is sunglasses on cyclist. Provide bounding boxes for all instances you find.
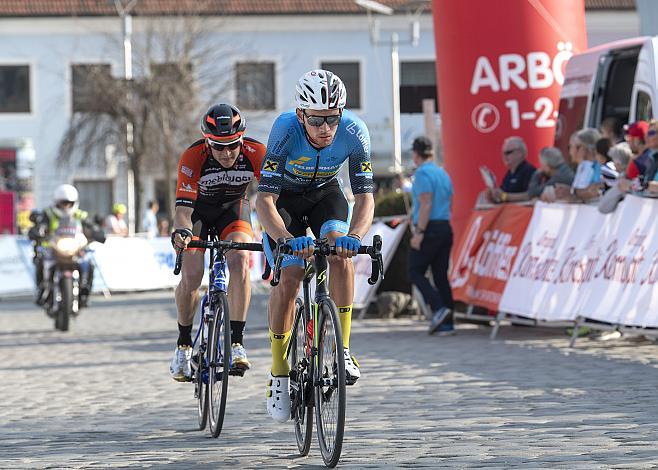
[207,138,241,151]
[303,111,341,127]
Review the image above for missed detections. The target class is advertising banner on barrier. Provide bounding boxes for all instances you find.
[91,237,178,291]
[499,197,658,327]
[450,204,533,311]
[0,236,34,297]
[353,220,408,309]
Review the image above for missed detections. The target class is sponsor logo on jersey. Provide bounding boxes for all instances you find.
[288,156,312,166]
[199,170,254,187]
[292,168,338,178]
[181,165,193,177]
[264,160,279,172]
[346,121,370,154]
[361,162,372,173]
[179,183,195,193]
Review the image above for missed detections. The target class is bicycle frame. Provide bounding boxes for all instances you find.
[300,252,329,376]
[191,235,230,368]
[282,236,384,374]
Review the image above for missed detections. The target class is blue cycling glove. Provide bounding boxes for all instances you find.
[336,235,361,253]
[288,236,315,253]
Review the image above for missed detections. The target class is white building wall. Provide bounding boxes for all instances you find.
[0,11,641,210]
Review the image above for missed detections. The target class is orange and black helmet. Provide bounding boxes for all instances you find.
[201,103,246,144]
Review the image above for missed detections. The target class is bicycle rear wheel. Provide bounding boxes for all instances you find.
[288,298,313,456]
[315,299,346,468]
[208,292,230,438]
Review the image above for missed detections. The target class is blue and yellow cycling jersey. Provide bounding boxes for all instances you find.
[257,110,374,195]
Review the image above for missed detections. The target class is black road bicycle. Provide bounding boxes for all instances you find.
[174,229,263,438]
[271,235,383,468]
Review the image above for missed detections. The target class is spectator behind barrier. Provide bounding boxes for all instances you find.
[595,137,620,191]
[609,142,633,176]
[595,138,612,166]
[641,120,658,187]
[600,116,624,144]
[625,121,652,180]
[555,128,602,203]
[103,203,129,236]
[157,217,170,237]
[527,147,574,202]
[599,142,634,214]
[486,136,536,204]
[141,200,159,238]
[615,122,657,196]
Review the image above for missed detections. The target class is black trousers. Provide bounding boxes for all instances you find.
[408,220,454,313]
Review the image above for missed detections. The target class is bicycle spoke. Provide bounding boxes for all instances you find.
[289,298,313,456]
[315,300,345,467]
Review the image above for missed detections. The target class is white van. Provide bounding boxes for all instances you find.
[555,36,658,155]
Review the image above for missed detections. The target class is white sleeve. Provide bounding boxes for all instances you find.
[572,162,594,189]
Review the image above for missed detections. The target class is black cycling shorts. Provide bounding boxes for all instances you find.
[263,180,349,268]
[189,198,252,250]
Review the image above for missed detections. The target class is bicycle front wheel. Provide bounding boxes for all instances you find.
[289,298,313,456]
[208,292,230,438]
[196,316,209,431]
[315,299,346,468]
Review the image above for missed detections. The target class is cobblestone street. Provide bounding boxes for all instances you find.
[2,291,658,468]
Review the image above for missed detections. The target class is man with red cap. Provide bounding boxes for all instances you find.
[625,121,652,179]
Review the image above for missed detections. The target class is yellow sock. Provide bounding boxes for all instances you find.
[269,329,291,376]
[338,305,352,350]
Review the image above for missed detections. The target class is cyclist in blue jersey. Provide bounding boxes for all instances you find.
[256,69,375,423]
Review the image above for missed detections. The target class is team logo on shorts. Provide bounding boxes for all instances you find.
[361,162,372,173]
[264,160,278,172]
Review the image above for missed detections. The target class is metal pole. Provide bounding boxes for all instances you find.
[391,32,401,174]
[122,13,135,236]
[122,14,133,80]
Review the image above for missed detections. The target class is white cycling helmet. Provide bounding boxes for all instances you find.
[52,184,79,217]
[295,69,347,110]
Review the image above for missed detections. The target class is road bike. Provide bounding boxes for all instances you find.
[174,230,263,437]
[271,236,383,467]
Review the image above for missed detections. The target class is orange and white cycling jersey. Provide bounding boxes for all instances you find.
[175,137,266,208]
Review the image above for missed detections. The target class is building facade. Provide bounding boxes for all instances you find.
[0,1,640,230]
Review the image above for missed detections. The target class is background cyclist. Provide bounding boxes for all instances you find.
[255,69,375,422]
[170,104,265,382]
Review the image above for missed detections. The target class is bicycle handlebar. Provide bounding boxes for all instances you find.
[173,240,264,275]
[270,235,384,287]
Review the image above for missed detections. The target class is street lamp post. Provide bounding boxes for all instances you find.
[115,0,137,235]
[391,32,402,173]
[355,0,420,175]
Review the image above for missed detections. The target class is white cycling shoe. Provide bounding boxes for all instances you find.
[344,348,361,385]
[266,372,290,423]
[170,345,193,382]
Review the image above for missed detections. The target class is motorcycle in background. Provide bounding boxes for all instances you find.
[30,212,105,331]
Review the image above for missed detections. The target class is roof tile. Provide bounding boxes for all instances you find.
[0,0,636,17]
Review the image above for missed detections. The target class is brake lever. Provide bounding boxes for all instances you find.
[173,248,184,275]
